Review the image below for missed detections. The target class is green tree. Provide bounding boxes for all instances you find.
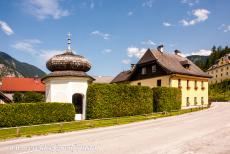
[13,92,23,103]
[23,92,44,103]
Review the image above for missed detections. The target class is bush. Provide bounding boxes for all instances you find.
[86,84,153,119]
[152,87,181,112]
[13,92,23,102]
[13,92,45,103]
[209,79,230,101]
[0,103,75,127]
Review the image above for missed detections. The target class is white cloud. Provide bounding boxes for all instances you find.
[180,9,210,26]
[163,22,173,27]
[0,20,14,35]
[128,11,133,16]
[91,30,110,40]
[141,40,156,46]
[24,0,70,20]
[191,49,211,56]
[142,0,155,8]
[12,39,42,53]
[218,24,230,32]
[40,50,63,60]
[122,59,131,64]
[127,47,147,58]
[181,0,199,6]
[103,49,112,53]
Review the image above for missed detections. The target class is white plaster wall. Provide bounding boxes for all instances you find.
[44,77,89,120]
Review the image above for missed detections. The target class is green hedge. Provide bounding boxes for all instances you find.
[86,84,153,119]
[152,87,181,112]
[0,103,75,127]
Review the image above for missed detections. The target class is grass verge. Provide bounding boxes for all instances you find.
[0,107,207,141]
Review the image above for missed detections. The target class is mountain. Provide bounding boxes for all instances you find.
[187,46,230,71]
[187,55,209,71]
[0,51,46,78]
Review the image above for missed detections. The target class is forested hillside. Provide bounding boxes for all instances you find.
[187,46,230,71]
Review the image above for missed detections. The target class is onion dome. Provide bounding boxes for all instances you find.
[46,33,91,72]
[46,52,91,72]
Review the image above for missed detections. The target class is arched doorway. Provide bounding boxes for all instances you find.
[72,93,83,114]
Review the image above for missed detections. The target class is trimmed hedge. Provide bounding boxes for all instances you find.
[152,87,181,112]
[0,103,75,127]
[86,84,153,119]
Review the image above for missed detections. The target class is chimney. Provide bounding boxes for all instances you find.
[157,45,164,53]
[131,64,136,71]
[174,50,181,55]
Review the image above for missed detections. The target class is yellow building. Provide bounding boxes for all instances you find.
[111,46,212,108]
[206,53,230,84]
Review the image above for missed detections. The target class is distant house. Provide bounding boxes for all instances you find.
[93,76,114,83]
[111,46,212,108]
[0,91,12,104]
[0,77,45,101]
[206,53,230,84]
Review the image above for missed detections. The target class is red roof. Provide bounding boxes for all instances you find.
[0,77,45,92]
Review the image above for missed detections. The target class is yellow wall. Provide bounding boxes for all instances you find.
[170,75,209,108]
[207,64,230,84]
[129,74,209,108]
[130,75,170,88]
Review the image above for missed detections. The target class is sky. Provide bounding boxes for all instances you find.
[0,0,230,76]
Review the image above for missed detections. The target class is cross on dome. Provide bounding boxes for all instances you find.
[67,32,72,50]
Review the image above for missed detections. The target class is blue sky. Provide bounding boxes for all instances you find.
[0,0,230,76]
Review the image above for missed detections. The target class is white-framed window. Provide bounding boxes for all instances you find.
[201,97,204,105]
[152,65,156,73]
[194,97,197,105]
[141,67,147,75]
[178,79,181,87]
[186,97,190,106]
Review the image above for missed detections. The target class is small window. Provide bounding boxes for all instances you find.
[227,72,229,75]
[221,73,223,77]
[201,81,204,87]
[157,79,161,87]
[227,67,229,70]
[137,82,141,86]
[195,80,197,88]
[186,97,190,106]
[194,97,197,105]
[152,65,156,73]
[187,80,190,88]
[178,79,181,87]
[201,97,204,105]
[141,67,147,75]
[221,68,223,72]
[216,75,217,78]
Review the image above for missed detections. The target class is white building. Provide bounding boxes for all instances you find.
[42,33,94,120]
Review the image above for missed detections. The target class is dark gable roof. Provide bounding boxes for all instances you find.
[111,49,211,83]
[110,71,131,83]
[149,49,212,78]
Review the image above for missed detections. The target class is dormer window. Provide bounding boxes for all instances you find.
[141,67,147,75]
[180,60,191,69]
[152,65,156,73]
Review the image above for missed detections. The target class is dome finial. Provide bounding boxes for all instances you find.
[67,32,71,50]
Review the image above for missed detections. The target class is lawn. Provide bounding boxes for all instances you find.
[0,107,207,141]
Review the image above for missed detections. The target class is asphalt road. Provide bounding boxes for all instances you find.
[1,102,230,154]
